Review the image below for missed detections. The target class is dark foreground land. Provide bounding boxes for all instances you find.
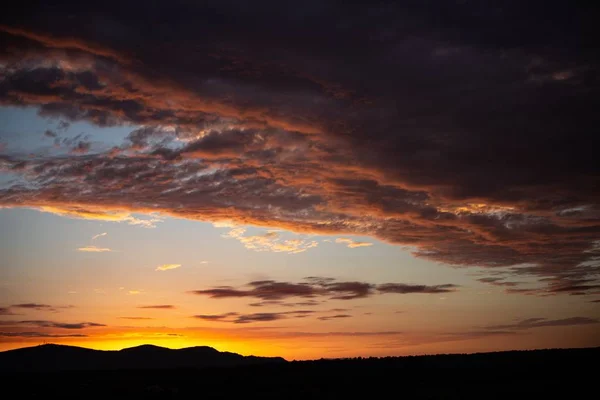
[1,345,597,398]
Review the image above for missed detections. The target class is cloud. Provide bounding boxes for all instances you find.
[77,245,112,252]
[318,314,353,321]
[36,206,162,228]
[377,283,458,294]
[0,332,88,338]
[0,307,17,315]
[0,1,598,295]
[118,316,155,320]
[7,303,73,313]
[477,277,521,287]
[190,277,458,303]
[10,303,55,311]
[486,317,599,331]
[222,228,318,254]
[248,300,321,307]
[155,263,182,271]
[92,232,107,240]
[193,310,316,324]
[335,238,373,248]
[0,320,105,329]
[128,290,141,295]
[137,305,176,309]
[193,312,239,322]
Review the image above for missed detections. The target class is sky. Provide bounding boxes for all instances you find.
[0,1,598,360]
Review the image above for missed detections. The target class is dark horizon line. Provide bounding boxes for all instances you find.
[2,342,598,361]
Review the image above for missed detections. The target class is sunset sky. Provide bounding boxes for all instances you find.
[0,1,598,360]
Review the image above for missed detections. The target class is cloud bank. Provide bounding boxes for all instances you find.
[0,1,598,295]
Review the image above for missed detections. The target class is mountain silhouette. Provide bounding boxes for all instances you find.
[0,343,286,371]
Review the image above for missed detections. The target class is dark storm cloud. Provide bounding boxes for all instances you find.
[190,277,458,302]
[0,320,105,329]
[486,317,599,331]
[0,1,598,295]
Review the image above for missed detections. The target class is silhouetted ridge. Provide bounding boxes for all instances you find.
[0,344,286,371]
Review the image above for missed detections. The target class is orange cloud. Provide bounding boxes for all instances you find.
[222,228,318,254]
[335,238,373,248]
[77,246,112,253]
[155,264,182,272]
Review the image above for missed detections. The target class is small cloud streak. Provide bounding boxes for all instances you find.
[193,310,316,324]
[118,316,155,320]
[335,238,373,248]
[318,314,353,321]
[78,245,112,252]
[7,303,73,313]
[486,317,599,331]
[37,206,162,228]
[92,232,107,240]
[128,290,141,295]
[477,277,521,287]
[0,320,105,329]
[0,307,17,315]
[155,263,182,271]
[0,332,87,338]
[10,303,55,311]
[137,305,176,309]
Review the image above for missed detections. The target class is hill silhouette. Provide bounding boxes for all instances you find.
[0,343,285,371]
[1,345,597,398]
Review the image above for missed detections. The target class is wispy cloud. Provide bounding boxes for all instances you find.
[137,305,176,309]
[155,263,182,271]
[92,232,107,240]
[486,317,599,331]
[77,245,112,252]
[128,290,141,295]
[37,206,162,228]
[6,303,73,313]
[335,238,373,248]
[318,314,353,321]
[222,228,318,254]
[193,310,316,324]
[0,307,17,316]
[0,332,88,338]
[0,320,105,329]
[118,316,155,320]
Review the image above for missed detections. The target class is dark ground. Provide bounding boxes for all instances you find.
[2,347,597,398]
